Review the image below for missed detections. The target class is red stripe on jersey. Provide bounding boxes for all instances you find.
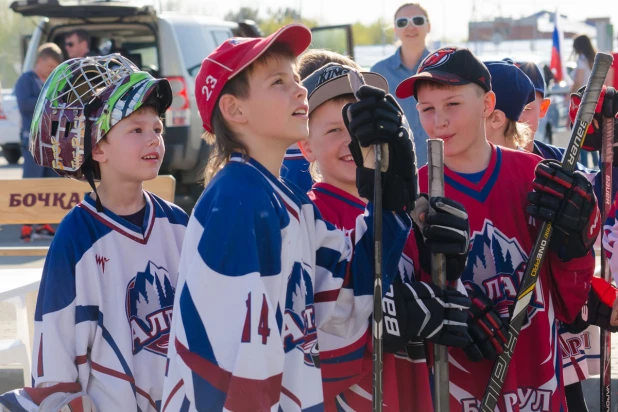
[68,397,85,412]
[559,335,586,382]
[314,289,340,303]
[282,385,302,407]
[24,382,82,406]
[163,379,184,412]
[283,201,300,222]
[75,355,88,365]
[91,361,158,409]
[175,338,283,410]
[37,334,43,377]
[77,193,156,244]
[320,329,368,362]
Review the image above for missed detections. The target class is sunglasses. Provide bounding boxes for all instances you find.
[65,42,75,48]
[395,15,428,28]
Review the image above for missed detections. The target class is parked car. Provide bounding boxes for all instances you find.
[0,86,22,164]
[10,0,250,197]
[10,0,352,200]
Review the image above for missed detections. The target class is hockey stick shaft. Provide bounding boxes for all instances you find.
[346,68,384,412]
[600,113,614,412]
[480,52,614,412]
[428,139,450,412]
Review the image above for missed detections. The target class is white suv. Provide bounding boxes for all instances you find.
[11,0,354,199]
[11,0,256,197]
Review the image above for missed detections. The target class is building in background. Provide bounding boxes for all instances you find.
[469,11,612,52]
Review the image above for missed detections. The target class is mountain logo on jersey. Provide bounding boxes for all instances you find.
[126,261,175,356]
[283,261,319,368]
[463,219,545,324]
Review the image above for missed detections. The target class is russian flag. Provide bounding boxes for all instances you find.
[550,10,565,82]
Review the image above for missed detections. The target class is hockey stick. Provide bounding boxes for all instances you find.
[480,52,614,412]
[346,68,384,412]
[600,101,615,412]
[427,138,450,412]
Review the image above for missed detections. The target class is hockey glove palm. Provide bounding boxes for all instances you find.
[527,159,600,261]
[569,85,618,153]
[411,194,470,281]
[383,280,472,353]
[463,287,509,362]
[563,276,618,334]
[343,84,418,212]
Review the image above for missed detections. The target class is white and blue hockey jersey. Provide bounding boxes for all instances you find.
[161,154,411,411]
[0,192,188,412]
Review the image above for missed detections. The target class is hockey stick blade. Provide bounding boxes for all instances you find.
[480,52,613,412]
[346,67,384,412]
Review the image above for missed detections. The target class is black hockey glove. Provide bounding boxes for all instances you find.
[412,194,470,281]
[382,280,472,353]
[569,85,618,156]
[527,159,600,261]
[563,276,618,334]
[343,84,418,212]
[463,288,509,362]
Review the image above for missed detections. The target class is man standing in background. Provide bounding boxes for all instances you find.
[14,43,62,242]
[64,29,92,59]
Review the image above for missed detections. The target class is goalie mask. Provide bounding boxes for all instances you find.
[29,54,172,181]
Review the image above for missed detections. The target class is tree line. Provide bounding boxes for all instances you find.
[225,7,396,47]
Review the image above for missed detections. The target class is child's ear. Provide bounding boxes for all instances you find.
[540,98,551,118]
[219,95,247,126]
[91,140,107,164]
[487,110,507,131]
[298,139,316,162]
[482,91,497,118]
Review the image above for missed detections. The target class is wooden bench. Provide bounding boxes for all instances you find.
[0,175,176,256]
[0,176,176,384]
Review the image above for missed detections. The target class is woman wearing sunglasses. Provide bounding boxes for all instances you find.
[371,2,432,166]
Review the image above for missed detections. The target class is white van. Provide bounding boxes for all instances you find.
[10,0,354,198]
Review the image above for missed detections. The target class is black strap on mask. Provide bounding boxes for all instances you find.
[82,97,104,212]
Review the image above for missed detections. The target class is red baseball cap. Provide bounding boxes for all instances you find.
[195,24,312,133]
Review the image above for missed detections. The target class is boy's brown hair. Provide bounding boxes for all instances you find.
[297,49,360,80]
[37,43,63,64]
[203,43,296,183]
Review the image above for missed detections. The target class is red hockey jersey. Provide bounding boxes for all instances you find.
[418,144,595,412]
[308,183,433,412]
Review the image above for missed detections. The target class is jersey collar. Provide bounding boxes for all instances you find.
[79,191,156,244]
[443,143,502,203]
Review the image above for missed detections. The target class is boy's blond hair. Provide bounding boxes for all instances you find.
[503,118,534,149]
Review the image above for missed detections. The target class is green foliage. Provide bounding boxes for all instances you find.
[0,0,37,88]
[352,19,395,46]
[224,7,261,23]
[259,8,318,36]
